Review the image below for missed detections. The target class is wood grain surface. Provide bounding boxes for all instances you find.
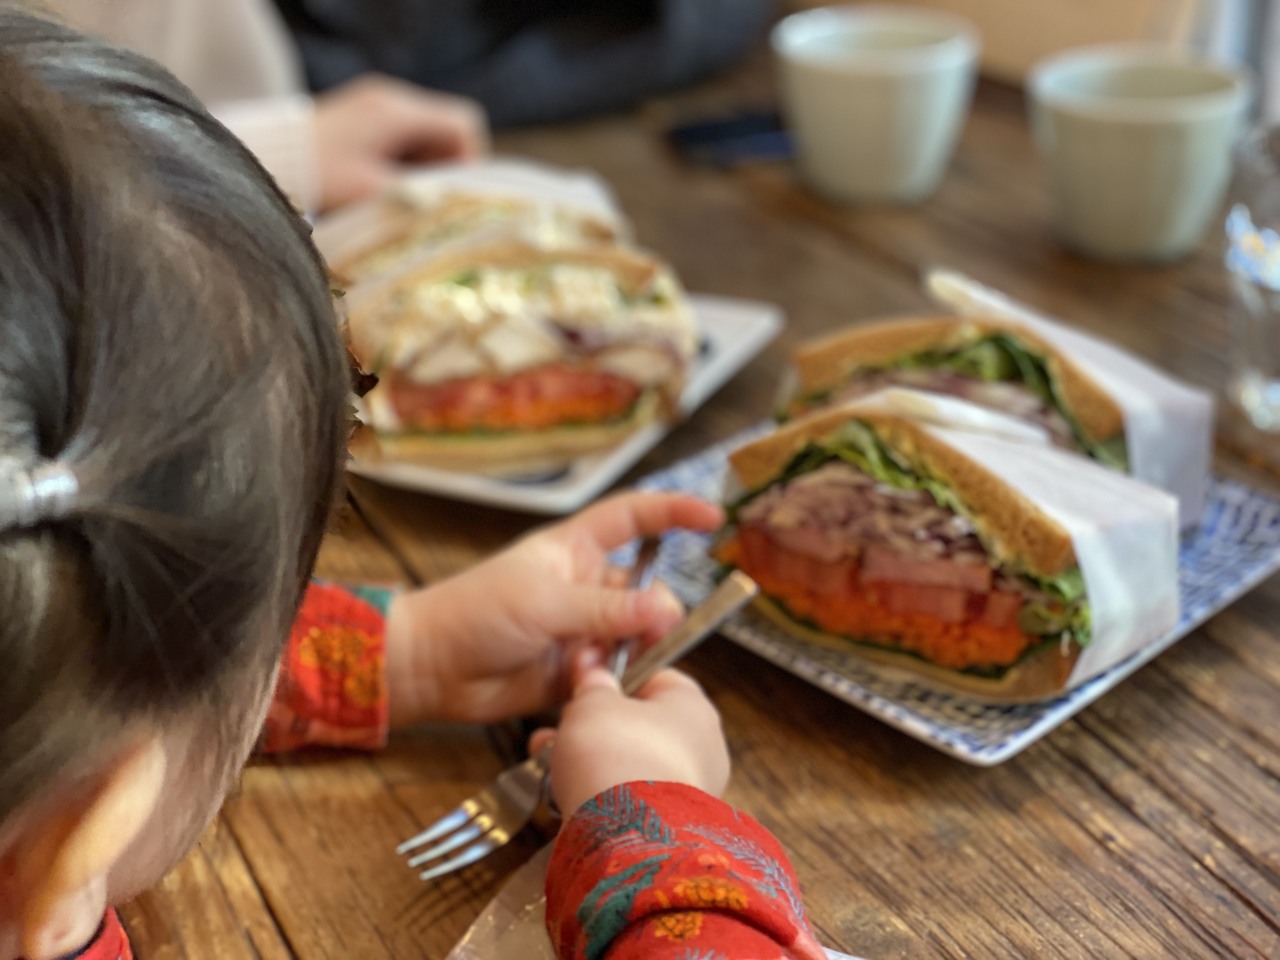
[121,56,1280,960]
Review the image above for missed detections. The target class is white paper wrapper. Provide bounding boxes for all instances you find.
[841,391,1181,692]
[851,388,1054,448]
[313,157,627,271]
[926,268,1214,527]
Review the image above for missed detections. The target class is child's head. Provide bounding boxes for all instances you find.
[0,8,352,956]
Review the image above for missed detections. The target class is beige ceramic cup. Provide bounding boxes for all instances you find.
[1028,46,1250,262]
[772,5,979,204]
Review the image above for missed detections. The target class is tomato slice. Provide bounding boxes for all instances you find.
[880,582,971,623]
[386,363,641,432]
[719,526,1034,670]
[978,590,1023,630]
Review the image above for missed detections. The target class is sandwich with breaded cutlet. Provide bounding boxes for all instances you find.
[347,240,697,475]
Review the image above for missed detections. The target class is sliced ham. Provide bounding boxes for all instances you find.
[768,522,849,563]
[733,461,1049,639]
[861,545,993,592]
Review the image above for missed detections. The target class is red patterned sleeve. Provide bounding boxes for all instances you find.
[260,581,395,753]
[545,782,827,960]
[71,910,131,960]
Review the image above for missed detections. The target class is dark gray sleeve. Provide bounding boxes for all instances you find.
[272,0,777,126]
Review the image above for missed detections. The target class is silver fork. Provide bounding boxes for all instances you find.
[604,535,660,678]
[396,570,758,882]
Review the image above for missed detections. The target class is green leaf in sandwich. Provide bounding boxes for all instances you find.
[782,316,1130,471]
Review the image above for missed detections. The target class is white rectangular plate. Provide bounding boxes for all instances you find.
[347,295,782,514]
[628,427,1280,766]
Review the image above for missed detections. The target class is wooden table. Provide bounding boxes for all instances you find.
[122,58,1280,960]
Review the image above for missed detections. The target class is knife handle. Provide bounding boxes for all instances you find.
[620,571,757,696]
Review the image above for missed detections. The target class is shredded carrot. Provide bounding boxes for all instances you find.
[719,534,1033,670]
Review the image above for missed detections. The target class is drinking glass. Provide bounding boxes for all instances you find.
[1226,126,1280,430]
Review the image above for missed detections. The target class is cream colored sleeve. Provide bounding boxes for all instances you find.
[215,96,318,216]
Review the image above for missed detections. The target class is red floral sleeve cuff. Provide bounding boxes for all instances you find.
[261,581,395,753]
[545,782,826,960]
[69,910,130,960]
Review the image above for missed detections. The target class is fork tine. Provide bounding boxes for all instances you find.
[414,827,511,882]
[404,817,489,868]
[395,799,479,855]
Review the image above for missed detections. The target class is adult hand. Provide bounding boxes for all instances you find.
[383,492,724,726]
[312,74,488,211]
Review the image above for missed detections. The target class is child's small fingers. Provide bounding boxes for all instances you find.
[540,583,680,646]
[630,668,706,701]
[632,585,685,641]
[571,644,603,683]
[603,565,631,589]
[528,728,555,755]
[563,493,725,551]
[574,666,623,697]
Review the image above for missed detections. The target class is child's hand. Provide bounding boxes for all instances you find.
[384,492,724,725]
[529,667,732,816]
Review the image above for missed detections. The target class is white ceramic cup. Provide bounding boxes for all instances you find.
[1028,45,1251,262]
[772,5,979,204]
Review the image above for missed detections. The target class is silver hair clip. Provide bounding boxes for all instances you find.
[0,462,79,531]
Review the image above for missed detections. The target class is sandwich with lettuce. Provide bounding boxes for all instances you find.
[716,391,1179,701]
[780,314,1214,526]
[783,316,1131,463]
[346,240,697,475]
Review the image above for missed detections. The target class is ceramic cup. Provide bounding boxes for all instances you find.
[772,5,979,204]
[1028,45,1251,262]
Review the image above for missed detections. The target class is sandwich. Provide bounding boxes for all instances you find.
[331,191,621,286]
[715,392,1179,701]
[780,312,1212,525]
[346,240,697,474]
[784,316,1127,463]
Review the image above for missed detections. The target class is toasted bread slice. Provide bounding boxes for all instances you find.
[727,402,1076,577]
[790,315,1124,447]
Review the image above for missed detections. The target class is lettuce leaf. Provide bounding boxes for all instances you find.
[793,333,1130,471]
[896,337,1018,381]
[897,335,1130,471]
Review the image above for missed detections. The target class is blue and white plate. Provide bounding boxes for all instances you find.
[631,428,1280,766]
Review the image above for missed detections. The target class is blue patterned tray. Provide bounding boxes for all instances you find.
[631,427,1280,766]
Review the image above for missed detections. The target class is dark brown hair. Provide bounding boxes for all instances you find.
[0,8,351,818]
